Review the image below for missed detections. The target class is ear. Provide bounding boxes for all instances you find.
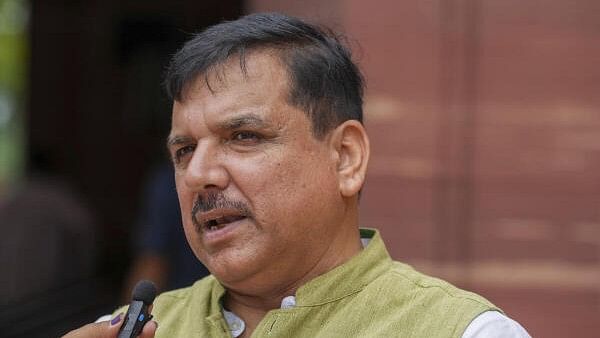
[329,120,370,197]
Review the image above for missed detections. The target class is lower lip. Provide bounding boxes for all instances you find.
[201,217,247,245]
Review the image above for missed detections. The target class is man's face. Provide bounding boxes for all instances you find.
[168,52,346,293]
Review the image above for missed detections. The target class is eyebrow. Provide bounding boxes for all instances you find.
[166,135,193,148]
[217,113,268,131]
[166,113,270,148]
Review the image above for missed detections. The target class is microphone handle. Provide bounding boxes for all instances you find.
[117,300,153,338]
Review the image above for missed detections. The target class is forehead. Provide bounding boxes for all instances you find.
[190,50,289,103]
[175,51,290,116]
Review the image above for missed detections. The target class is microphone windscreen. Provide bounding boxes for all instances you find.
[132,280,157,304]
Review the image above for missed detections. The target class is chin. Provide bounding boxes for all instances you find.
[211,266,265,292]
[201,251,263,284]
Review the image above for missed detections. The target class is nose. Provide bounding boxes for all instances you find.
[183,141,230,192]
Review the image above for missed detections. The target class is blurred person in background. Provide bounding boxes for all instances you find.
[0,147,101,338]
[122,163,210,301]
[0,148,96,305]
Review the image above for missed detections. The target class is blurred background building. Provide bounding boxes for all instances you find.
[0,0,598,336]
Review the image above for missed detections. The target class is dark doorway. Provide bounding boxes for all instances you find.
[4,1,242,336]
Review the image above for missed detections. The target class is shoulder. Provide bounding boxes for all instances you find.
[353,261,500,337]
[381,261,497,310]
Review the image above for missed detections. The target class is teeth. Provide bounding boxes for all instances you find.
[203,215,246,231]
[206,220,225,231]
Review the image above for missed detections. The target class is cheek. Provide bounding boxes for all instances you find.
[175,179,191,212]
[246,157,307,199]
[175,180,196,234]
[240,150,337,223]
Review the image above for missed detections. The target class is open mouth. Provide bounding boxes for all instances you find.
[191,194,253,235]
[202,214,247,231]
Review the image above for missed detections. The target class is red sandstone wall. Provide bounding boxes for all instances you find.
[247,1,600,336]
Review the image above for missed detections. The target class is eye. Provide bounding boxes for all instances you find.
[231,131,261,143]
[173,145,195,163]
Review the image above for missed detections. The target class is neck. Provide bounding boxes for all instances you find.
[223,292,271,338]
[223,202,364,335]
[223,223,363,336]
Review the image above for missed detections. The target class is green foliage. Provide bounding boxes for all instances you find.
[0,0,28,188]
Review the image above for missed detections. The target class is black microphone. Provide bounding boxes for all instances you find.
[117,280,157,338]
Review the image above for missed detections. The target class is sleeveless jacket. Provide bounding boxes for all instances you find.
[118,228,500,337]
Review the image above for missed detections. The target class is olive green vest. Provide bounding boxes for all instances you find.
[117,229,500,337]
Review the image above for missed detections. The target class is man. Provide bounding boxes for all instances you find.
[65,13,530,337]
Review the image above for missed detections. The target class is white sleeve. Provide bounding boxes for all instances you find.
[461,310,531,338]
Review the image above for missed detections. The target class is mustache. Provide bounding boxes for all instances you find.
[191,192,253,228]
